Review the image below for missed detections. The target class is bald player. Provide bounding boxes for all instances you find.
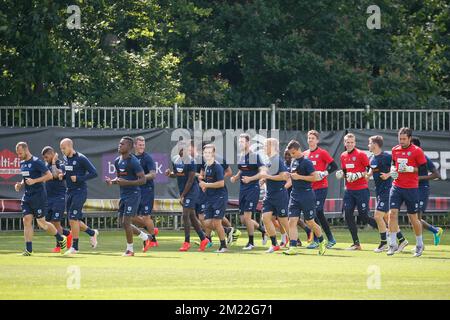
[60,138,99,255]
[15,142,67,255]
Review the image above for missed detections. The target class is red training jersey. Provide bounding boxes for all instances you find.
[340,148,369,191]
[391,144,427,189]
[303,147,334,190]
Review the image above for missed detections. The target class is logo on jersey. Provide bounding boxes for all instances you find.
[352,157,356,161]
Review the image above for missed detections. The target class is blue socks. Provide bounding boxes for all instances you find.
[54,233,63,242]
[85,228,95,237]
[73,239,79,250]
[427,225,439,234]
[26,242,32,252]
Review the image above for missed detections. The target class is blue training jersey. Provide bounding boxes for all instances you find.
[114,154,144,198]
[419,156,436,187]
[237,152,264,190]
[369,152,392,194]
[20,156,49,194]
[63,152,98,191]
[45,160,66,198]
[135,152,156,190]
[203,161,227,199]
[266,155,288,196]
[172,155,199,196]
[290,156,315,194]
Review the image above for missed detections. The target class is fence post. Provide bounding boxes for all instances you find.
[365,104,371,129]
[173,103,178,128]
[71,103,76,128]
[271,103,276,129]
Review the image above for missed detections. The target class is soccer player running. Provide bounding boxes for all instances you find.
[105,136,150,256]
[284,140,327,256]
[336,133,378,250]
[411,137,443,246]
[195,143,237,246]
[165,140,209,252]
[60,138,99,255]
[260,138,290,253]
[199,144,229,253]
[41,146,73,253]
[133,136,159,248]
[230,133,267,250]
[283,149,312,246]
[388,127,428,257]
[14,142,67,255]
[303,130,338,249]
[367,136,407,253]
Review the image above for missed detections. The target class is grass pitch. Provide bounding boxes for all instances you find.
[0,228,449,300]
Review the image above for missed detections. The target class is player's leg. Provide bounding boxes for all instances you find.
[262,210,278,252]
[241,211,255,249]
[356,189,377,229]
[374,209,388,253]
[418,187,443,245]
[343,191,360,250]
[278,216,289,247]
[303,191,327,255]
[284,198,300,255]
[405,188,424,257]
[66,192,84,253]
[297,218,313,243]
[213,217,227,253]
[314,188,335,247]
[22,211,34,255]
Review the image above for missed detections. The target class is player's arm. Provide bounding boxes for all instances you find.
[230,170,241,183]
[419,160,441,181]
[265,170,289,182]
[26,170,53,185]
[76,156,98,182]
[180,170,196,198]
[116,171,146,186]
[14,180,24,192]
[317,152,337,180]
[201,179,225,189]
[419,167,440,181]
[284,176,292,189]
[291,171,319,182]
[224,166,232,178]
[145,156,156,181]
[242,166,266,183]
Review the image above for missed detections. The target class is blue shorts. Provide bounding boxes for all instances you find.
[46,196,66,222]
[343,189,370,215]
[67,188,87,220]
[21,192,47,219]
[262,190,289,218]
[205,196,228,220]
[196,191,207,215]
[138,188,154,216]
[389,186,419,214]
[375,189,390,213]
[418,185,430,213]
[119,191,141,217]
[313,187,328,212]
[288,190,316,221]
[239,185,260,215]
[182,191,198,209]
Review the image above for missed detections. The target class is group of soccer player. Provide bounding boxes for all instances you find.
[14,126,443,257]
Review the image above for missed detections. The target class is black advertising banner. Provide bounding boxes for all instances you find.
[1,127,449,200]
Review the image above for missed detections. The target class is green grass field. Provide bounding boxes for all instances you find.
[0,228,449,300]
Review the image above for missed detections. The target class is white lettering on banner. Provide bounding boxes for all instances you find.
[440,152,450,180]
[155,162,163,174]
[108,162,115,174]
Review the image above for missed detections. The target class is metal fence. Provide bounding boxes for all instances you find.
[1,105,449,131]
